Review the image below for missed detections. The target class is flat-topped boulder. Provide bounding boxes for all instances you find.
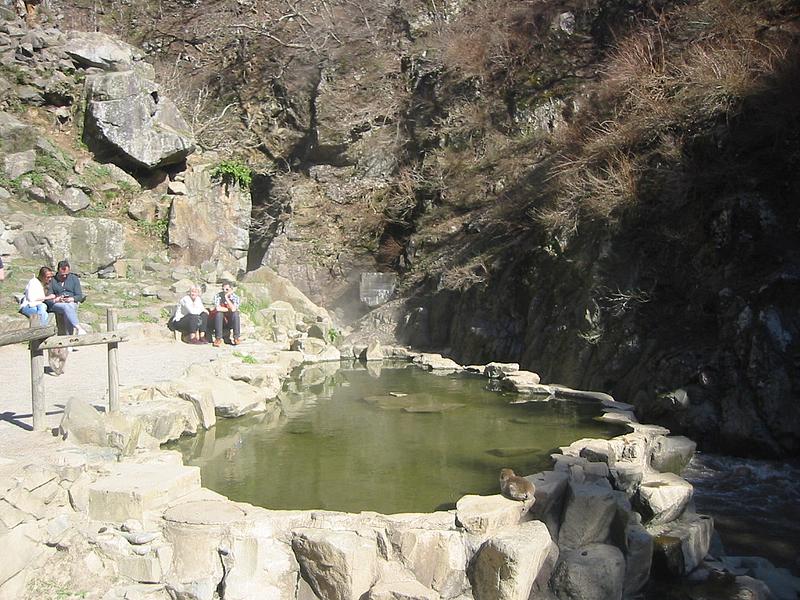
[411,353,463,371]
[648,513,714,575]
[551,385,615,403]
[561,438,617,466]
[497,370,545,395]
[455,494,527,534]
[636,472,693,525]
[62,31,145,70]
[649,435,697,475]
[483,362,519,378]
[87,462,201,522]
[121,386,202,444]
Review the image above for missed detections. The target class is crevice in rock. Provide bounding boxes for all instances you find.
[246,172,288,272]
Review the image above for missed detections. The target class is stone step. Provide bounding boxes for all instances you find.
[88,462,201,522]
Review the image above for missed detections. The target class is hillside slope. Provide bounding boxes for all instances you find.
[11,0,800,456]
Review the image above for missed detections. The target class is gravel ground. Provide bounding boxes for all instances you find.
[0,337,218,460]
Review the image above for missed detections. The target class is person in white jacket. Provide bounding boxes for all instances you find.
[169,285,209,344]
[19,266,56,323]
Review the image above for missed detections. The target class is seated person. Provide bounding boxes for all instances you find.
[211,282,242,347]
[169,285,209,344]
[20,266,56,322]
[48,259,86,335]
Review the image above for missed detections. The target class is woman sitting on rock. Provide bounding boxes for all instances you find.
[19,266,56,323]
[169,285,209,344]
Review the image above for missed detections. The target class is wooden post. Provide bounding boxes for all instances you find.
[29,315,46,431]
[107,309,120,414]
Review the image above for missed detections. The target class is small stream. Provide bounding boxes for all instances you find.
[169,362,625,514]
[683,452,800,575]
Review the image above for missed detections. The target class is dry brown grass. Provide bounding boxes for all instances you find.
[434,0,563,85]
[528,0,795,235]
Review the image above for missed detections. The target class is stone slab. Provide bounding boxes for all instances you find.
[88,463,201,522]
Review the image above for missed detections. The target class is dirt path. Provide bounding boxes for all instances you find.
[0,337,218,460]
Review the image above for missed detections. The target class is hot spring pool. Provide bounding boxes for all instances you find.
[167,362,624,514]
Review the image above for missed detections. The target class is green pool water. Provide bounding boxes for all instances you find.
[168,363,624,514]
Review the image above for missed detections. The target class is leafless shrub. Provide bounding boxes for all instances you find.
[382,167,425,227]
[598,287,652,317]
[440,260,489,291]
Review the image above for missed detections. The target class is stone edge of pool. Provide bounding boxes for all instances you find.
[0,341,790,599]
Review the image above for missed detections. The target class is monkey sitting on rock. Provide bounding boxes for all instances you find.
[499,468,536,510]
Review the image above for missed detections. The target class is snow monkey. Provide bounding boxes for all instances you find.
[499,468,536,507]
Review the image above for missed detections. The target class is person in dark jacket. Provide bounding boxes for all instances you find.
[211,282,242,346]
[48,259,86,335]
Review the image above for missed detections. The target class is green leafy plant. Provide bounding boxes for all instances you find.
[56,590,86,599]
[137,217,169,242]
[211,159,253,188]
[0,175,19,193]
[138,311,160,323]
[233,351,258,364]
[35,151,74,183]
[325,327,342,345]
[118,180,138,195]
[83,164,112,185]
[25,171,45,187]
[239,296,270,322]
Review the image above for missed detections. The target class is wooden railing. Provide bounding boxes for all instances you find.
[0,309,127,431]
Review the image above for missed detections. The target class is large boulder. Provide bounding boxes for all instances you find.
[83,69,194,170]
[59,397,142,455]
[610,493,653,596]
[499,371,551,396]
[455,494,526,535]
[470,520,558,600]
[223,516,302,600]
[526,470,569,539]
[635,472,693,525]
[242,266,330,323]
[290,337,341,362]
[63,31,145,71]
[255,300,298,341]
[385,524,470,597]
[649,435,696,474]
[551,544,625,600]
[120,386,202,444]
[291,528,380,600]
[0,111,37,154]
[11,215,125,273]
[177,366,270,419]
[89,462,202,523]
[648,513,714,576]
[167,163,250,269]
[3,149,35,179]
[411,353,463,371]
[558,480,617,549]
[162,500,248,599]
